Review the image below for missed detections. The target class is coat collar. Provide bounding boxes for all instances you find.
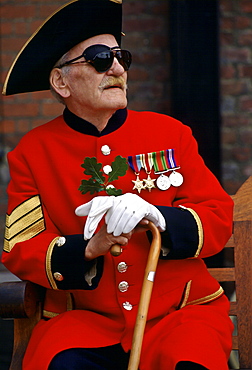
[63,107,127,136]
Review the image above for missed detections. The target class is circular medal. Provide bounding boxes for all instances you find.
[156,174,171,191]
[169,171,183,187]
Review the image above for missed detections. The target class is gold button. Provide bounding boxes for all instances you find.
[53,272,64,281]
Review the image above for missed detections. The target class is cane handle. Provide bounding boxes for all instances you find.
[110,243,122,257]
[110,221,158,257]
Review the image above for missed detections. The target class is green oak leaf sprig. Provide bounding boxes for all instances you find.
[78,155,128,196]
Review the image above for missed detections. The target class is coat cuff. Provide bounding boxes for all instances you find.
[46,235,103,290]
[155,206,202,259]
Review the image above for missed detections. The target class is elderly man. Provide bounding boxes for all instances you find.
[2,1,233,369]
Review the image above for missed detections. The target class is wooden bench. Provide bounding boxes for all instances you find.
[208,175,252,369]
[0,176,252,370]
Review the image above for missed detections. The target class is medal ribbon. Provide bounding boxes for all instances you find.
[152,149,179,173]
[166,149,177,169]
[141,153,153,173]
[152,150,168,173]
[128,155,142,173]
[129,150,179,174]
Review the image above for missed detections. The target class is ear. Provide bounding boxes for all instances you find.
[50,68,71,98]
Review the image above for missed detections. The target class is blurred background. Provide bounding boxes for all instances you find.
[1,1,252,368]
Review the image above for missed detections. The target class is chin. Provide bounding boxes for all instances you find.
[97,88,127,112]
[106,97,127,111]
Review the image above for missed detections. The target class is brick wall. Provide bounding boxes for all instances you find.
[220,0,252,194]
[0,0,252,245]
[122,0,171,112]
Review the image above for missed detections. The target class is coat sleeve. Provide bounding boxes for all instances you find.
[156,123,233,260]
[1,145,103,290]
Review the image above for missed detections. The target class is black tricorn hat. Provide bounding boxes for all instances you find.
[2,0,122,96]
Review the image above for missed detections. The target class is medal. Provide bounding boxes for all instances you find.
[166,149,183,186]
[142,153,156,192]
[128,155,145,193]
[152,149,183,190]
[143,172,156,191]
[156,173,171,191]
[128,149,183,193]
[132,173,145,193]
[169,170,183,187]
[152,150,172,191]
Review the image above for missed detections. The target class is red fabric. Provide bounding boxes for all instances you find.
[141,295,233,370]
[2,110,234,369]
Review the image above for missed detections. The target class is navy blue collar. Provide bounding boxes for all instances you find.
[63,107,127,137]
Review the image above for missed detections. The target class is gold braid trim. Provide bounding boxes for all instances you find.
[179,280,192,309]
[42,310,59,319]
[46,237,61,290]
[184,207,204,257]
[186,286,224,306]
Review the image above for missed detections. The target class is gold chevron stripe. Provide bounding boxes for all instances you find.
[5,206,43,240]
[6,196,41,227]
[4,195,45,252]
[4,219,45,253]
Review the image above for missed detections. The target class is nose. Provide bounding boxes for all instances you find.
[107,56,125,76]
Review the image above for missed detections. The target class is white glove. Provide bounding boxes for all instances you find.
[75,196,114,240]
[105,193,166,236]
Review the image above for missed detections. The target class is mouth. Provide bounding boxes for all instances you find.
[104,84,123,90]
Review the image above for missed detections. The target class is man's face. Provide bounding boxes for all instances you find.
[61,34,128,118]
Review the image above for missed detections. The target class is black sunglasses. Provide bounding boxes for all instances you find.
[56,44,132,73]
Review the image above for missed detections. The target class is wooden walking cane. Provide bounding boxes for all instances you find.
[111,221,162,370]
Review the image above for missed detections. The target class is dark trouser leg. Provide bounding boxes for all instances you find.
[48,344,129,370]
[176,361,208,370]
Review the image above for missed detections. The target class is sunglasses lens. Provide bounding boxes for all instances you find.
[92,51,114,72]
[116,50,132,71]
[93,50,132,73]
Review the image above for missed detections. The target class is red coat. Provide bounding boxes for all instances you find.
[2,109,233,369]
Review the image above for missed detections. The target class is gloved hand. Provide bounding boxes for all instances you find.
[75,196,115,240]
[105,193,166,236]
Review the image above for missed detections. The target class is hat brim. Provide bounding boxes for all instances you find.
[3,0,122,96]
